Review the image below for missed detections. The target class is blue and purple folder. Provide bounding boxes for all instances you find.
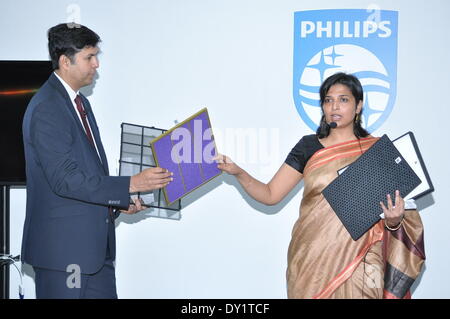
[150,108,222,205]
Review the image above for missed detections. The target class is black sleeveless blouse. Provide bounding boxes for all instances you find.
[284,134,324,174]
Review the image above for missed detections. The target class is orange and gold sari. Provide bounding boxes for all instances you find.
[286,137,425,299]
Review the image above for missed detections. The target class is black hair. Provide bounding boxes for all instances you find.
[48,23,101,70]
[316,72,370,139]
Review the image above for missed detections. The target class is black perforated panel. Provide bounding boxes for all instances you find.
[322,135,421,241]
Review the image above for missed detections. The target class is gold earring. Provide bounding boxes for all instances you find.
[355,113,360,122]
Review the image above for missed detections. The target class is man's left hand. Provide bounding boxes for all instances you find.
[120,197,146,215]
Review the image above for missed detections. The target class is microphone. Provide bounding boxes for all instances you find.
[328,122,337,129]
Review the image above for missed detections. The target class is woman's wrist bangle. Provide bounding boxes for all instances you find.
[384,215,404,231]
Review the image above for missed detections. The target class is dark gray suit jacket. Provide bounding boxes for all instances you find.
[21,73,130,274]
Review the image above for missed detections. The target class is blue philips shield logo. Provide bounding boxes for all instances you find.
[293,9,398,132]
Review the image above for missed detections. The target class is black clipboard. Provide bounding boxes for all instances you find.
[322,134,422,241]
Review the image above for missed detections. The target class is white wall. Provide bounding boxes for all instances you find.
[1,0,449,298]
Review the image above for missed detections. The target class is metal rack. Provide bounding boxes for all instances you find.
[119,123,181,220]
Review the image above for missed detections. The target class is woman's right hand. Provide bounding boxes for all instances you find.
[214,154,243,176]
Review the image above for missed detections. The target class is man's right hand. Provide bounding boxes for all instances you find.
[129,167,173,193]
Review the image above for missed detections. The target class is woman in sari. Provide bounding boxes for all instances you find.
[216,73,425,299]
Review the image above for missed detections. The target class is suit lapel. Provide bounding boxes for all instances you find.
[81,96,110,175]
[48,74,108,175]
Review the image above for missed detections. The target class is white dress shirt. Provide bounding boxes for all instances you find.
[54,72,102,162]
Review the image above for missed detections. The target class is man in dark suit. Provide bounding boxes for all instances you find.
[21,23,172,298]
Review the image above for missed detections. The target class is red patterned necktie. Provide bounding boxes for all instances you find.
[74,95,113,218]
[74,95,95,146]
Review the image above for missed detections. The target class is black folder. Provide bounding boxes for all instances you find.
[322,134,421,241]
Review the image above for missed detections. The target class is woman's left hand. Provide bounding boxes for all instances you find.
[380,190,405,228]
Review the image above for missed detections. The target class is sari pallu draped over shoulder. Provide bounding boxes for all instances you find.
[286,137,425,299]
